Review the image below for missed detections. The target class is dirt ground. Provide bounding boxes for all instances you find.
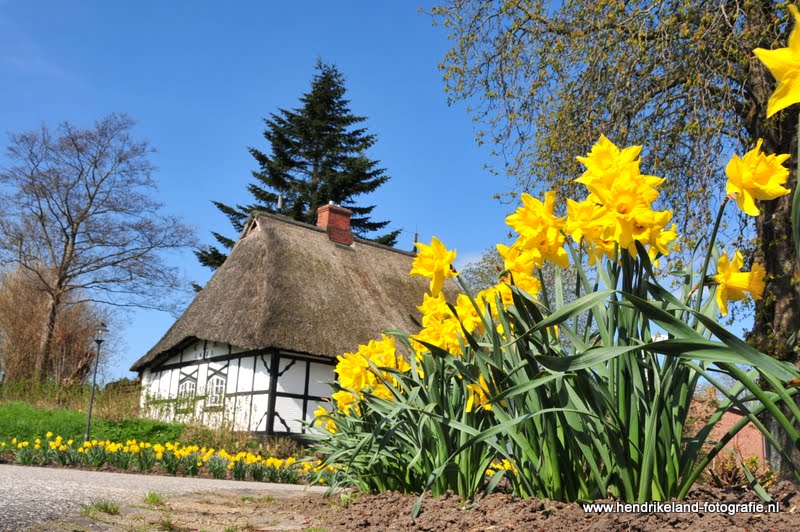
[28,481,800,532]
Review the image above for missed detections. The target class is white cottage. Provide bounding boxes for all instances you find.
[130,205,441,435]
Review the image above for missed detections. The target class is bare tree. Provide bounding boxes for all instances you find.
[0,266,114,384]
[0,114,195,381]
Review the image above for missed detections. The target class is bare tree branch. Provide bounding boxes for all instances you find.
[0,113,196,380]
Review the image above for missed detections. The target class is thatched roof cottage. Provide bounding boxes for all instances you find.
[130,205,439,434]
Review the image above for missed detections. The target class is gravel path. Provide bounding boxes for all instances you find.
[0,463,327,531]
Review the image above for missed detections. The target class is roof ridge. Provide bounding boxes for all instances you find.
[247,210,416,257]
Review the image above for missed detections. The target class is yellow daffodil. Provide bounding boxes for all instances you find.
[575,134,643,188]
[754,5,800,117]
[564,198,606,244]
[498,272,542,304]
[412,314,463,357]
[465,374,493,413]
[712,250,766,316]
[336,334,409,396]
[313,405,337,433]
[497,242,539,276]
[370,383,394,401]
[367,334,411,377]
[453,293,485,336]
[576,136,663,203]
[505,191,569,268]
[572,136,677,260]
[487,459,518,475]
[725,139,791,216]
[417,292,451,327]
[331,389,360,416]
[411,236,457,296]
[335,351,371,392]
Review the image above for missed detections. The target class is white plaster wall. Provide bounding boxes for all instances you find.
[195,361,209,418]
[274,396,304,432]
[237,357,255,392]
[304,402,320,425]
[148,371,160,398]
[276,359,306,393]
[196,361,209,396]
[168,368,179,398]
[226,358,240,394]
[183,341,204,362]
[140,369,153,408]
[234,394,252,431]
[223,393,237,428]
[251,394,270,432]
[253,355,270,391]
[139,347,333,434]
[206,341,224,359]
[204,410,223,429]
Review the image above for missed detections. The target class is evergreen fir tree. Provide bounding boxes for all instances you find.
[196,61,399,270]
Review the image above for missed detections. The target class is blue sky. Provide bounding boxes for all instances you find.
[0,1,515,379]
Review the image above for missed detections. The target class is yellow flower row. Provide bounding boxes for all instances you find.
[1,434,316,472]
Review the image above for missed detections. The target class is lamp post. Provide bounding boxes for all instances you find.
[84,322,108,442]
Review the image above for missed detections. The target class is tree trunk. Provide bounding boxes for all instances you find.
[743,2,800,480]
[751,123,800,478]
[35,295,59,382]
[750,191,800,362]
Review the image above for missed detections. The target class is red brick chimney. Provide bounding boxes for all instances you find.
[316,202,353,246]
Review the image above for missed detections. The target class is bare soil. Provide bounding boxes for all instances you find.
[29,481,800,531]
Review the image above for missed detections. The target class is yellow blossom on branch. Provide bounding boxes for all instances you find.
[725,139,791,216]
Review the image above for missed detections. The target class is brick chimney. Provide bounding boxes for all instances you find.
[316,202,353,246]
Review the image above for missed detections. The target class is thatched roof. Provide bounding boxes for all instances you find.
[131,211,455,372]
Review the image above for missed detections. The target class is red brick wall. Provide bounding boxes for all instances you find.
[316,204,353,246]
[687,390,765,463]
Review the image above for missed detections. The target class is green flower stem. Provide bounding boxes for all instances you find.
[692,196,729,321]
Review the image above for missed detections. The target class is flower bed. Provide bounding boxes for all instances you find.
[0,432,335,484]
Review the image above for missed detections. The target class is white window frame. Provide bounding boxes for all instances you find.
[206,375,226,407]
[178,379,196,399]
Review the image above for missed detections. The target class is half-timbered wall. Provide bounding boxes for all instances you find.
[140,340,334,434]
